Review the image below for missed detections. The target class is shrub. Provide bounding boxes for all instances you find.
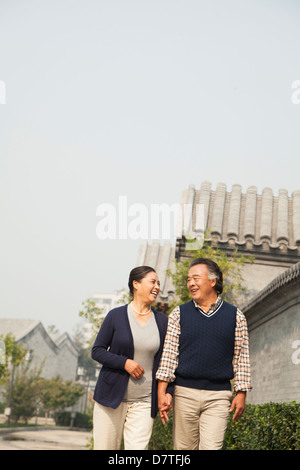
[223,402,300,450]
[147,402,300,450]
[55,411,92,429]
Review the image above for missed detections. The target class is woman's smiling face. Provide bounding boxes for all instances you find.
[133,271,160,303]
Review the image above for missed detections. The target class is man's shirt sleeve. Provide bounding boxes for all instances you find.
[156,306,181,383]
[233,308,252,393]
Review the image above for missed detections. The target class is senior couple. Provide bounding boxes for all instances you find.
[91,258,252,451]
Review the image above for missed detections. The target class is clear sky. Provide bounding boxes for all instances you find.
[1,0,300,335]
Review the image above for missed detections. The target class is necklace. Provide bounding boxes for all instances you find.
[130,302,152,316]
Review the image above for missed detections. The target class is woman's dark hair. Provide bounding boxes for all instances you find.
[189,258,223,294]
[128,266,156,297]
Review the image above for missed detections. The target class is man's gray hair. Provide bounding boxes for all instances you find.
[189,258,223,294]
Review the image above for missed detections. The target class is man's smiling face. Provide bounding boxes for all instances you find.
[187,263,217,306]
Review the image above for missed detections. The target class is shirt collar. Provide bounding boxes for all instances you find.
[193,295,222,315]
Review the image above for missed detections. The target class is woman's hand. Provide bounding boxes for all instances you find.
[124,359,145,379]
[158,392,172,424]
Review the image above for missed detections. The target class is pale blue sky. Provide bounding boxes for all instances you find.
[1,0,300,334]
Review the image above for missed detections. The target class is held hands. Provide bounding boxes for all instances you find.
[124,365,173,423]
[158,393,172,425]
[124,359,144,380]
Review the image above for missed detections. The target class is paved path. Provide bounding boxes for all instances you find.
[0,427,91,450]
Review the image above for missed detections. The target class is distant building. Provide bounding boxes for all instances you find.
[0,319,79,381]
[91,290,125,318]
[80,290,126,347]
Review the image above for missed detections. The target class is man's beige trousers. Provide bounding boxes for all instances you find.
[173,385,232,450]
[93,401,154,450]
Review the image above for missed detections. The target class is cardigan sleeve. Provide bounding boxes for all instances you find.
[91,311,129,370]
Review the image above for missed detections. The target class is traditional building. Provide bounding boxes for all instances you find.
[136,182,300,404]
[0,319,79,381]
[137,182,300,304]
[176,182,300,302]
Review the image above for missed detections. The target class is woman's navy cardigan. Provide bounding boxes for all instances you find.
[91,304,173,418]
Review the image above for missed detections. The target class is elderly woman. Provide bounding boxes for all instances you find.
[92,266,173,450]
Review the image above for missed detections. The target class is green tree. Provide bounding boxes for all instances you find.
[79,298,104,338]
[0,333,28,385]
[4,357,42,424]
[39,375,85,419]
[47,325,60,336]
[77,298,104,378]
[167,243,253,310]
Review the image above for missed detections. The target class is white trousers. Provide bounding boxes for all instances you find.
[93,401,154,450]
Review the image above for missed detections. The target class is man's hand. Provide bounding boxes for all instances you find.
[157,381,172,424]
[230,391,246,421]
[158,393,172,424]
[124,359,144,379]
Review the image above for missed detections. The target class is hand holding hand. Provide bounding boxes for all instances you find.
[158,393,172,424]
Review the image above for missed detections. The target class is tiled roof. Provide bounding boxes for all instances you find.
[136,181,300,303]
[0,319,78,355]
[0,319,40,342]
[177,182,300,256]
[243,261,300,312]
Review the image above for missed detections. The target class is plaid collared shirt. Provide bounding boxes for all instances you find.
[156,296,252,393]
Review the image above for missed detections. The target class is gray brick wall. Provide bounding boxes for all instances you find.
[244,270,300,404]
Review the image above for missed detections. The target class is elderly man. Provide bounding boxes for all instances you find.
[156,257,252,450]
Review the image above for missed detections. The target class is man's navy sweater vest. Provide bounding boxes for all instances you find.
[175,300,237,391]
